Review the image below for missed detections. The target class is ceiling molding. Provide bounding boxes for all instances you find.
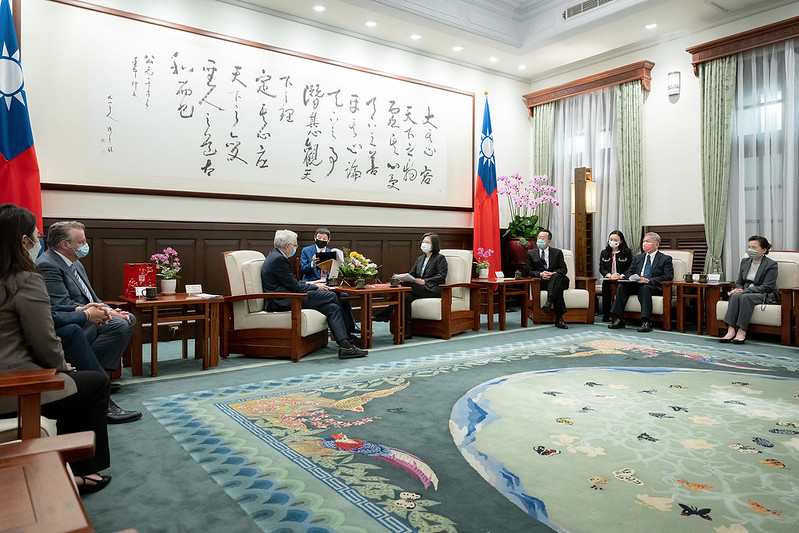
[686,15,799,76]
[522,60,655,113]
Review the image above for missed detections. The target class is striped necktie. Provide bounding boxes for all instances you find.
[71,264,94,302]
[643,254,652,278]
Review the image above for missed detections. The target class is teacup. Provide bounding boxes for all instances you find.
[699,274,708,283]
[692,274,700,282]
[514,270,523,280]
[144,287,157,300]
[708,273,721,282]
[390,277,399,287]
[683,273,692,282]
[355,278,366,289]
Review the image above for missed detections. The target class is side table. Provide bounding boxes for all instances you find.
[331,285,411,348]
[120,293,222,377]
[471,277,533,331]
[674,281,733,335]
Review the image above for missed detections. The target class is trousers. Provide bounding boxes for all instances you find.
[610,282,663,320]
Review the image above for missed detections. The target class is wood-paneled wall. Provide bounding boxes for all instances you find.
[42,219,473,301]
[645,224,708,273]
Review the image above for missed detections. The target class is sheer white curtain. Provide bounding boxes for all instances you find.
[724,39,799,276]
[551,87,623,271]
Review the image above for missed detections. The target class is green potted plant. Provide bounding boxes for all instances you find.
[337,249,379,285]
[498,173,559,265]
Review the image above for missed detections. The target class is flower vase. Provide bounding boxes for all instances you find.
[160,278,177,295]
[477,268,489,279]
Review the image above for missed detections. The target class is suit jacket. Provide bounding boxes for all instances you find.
[261,248,316,311]
[36,248,101,307]
[408,253,448,295]
[0,271,77,414]
[599,248,633,277]
[52,304,88,329]
[735,255,780,302]
[525,247,568,279]
[300,244,328,282]
[623,251,674,287]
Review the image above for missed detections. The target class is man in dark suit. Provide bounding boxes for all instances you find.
[261,229,366,359]
[36,220,140,423]
[608,232,674,333]
[525,229,570,329]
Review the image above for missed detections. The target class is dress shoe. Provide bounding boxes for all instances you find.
[338,345,368,359]
[608,318,626,329]
[637,321,653,333]
[77,474,112,494]
[108,382,122,394]
[719,337,734,344]
[555,318,569,329]
[601,316,611,323]
[731,338,746,345]
[372,310,390,323]
[106,400,142,424]
[541,301,553,314]
[347,334,361,345]
[350,325,361,334]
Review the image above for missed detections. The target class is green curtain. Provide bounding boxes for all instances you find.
[532,102,555,228]
[699,56,737,275]
[615,81,644,253]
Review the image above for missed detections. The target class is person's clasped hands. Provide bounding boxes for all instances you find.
[78,302,111,325]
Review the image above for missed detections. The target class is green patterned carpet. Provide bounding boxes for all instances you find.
[144,332,799,532]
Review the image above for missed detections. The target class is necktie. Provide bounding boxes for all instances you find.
[540,250,547,269]
[71,264,94,302]
[643,254,652,278]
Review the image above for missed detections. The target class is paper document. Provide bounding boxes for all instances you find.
[393,273,415,283]
[319,249,345,278]
[626,274,641,282]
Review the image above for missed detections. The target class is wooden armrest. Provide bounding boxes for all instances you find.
[0,431,95,463]
[224,292,309,303]
[0,369,63,396]
[440,281,478,289]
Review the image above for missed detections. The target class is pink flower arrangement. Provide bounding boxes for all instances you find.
[475,247,494,270]
[150,247,181,279]
[497,173,559,218]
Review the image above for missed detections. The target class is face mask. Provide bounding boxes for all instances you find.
[746,249,759,259]
[74,243,90,258]
[420,243,432,254]
[608,241,620,249]
[537,239,547,250]
[642,242,654,253]
[24,235,41,262]
[315,239,328,248]
[287,244,297,258]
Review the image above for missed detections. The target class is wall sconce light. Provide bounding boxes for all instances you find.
[667,71,680,96]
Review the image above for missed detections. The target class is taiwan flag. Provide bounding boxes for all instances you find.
[0,0,42,230]
[473,96,500,274]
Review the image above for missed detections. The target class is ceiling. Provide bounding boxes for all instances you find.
[219,0,796,81]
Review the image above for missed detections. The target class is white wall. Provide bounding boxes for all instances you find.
[526,4,799,227]
[23,0,531,228]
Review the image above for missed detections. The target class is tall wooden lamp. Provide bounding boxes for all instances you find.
[572,167,596,277]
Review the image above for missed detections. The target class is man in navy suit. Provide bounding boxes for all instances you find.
[261,229,366,359]
[608,232,674,333]
[36,221,140,423]
[525,229,570,329]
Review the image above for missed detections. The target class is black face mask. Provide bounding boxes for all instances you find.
[316,239,329,248]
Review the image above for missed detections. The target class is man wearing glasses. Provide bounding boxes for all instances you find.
[261,229,367,359]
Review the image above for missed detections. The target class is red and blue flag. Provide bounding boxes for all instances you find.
[0,0,42,230]
[473,97,500,274]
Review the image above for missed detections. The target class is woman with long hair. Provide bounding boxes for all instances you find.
[0,203,112,493]
[598,230,633,322]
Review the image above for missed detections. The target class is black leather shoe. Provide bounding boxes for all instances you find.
[555,318,569,329]
[108,382,122,394]
[350,325,361,334]
[719,337,734,344]
[731,338,746,345]
[77,474,112,494]
[106,400,142,424]
[338,345,368,359]
[637,321,653,333]
[347,334,361,345]
[601,316,611,323]
[608,318,626,329]
[541,302,553,314]
[372,311,390,323]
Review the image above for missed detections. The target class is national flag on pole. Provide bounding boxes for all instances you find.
[473,96,501,274]
[0,0,42,230]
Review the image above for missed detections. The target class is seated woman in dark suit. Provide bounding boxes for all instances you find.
[598,230,633,321]
[375,232,448,339]
[0,203,112,493]
[720,235,779,345]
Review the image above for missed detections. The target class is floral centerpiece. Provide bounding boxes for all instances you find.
[150,247,182,279]
[474,248,494,273]
[497,173,559,245]
[337,249,378,280]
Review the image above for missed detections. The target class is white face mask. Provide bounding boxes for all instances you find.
[25,235,42,262]
[420,242,432,254]
[608,241,620,249]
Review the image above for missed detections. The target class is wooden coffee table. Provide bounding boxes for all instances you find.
[331,284,411,348]
[472,277,533,331]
